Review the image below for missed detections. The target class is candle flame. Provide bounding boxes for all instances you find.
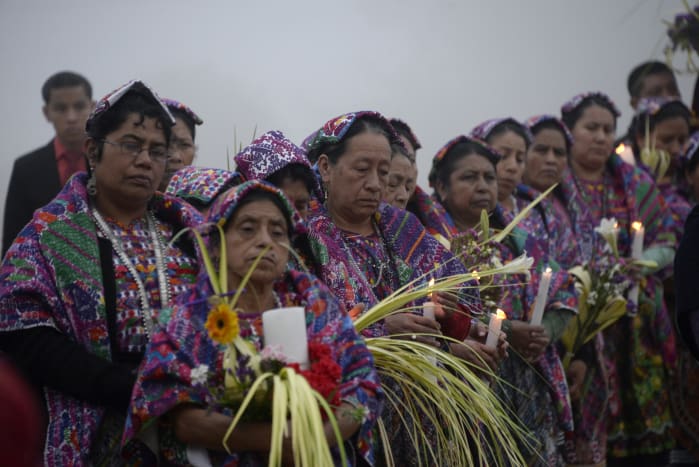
[428,278,435,299]
[615,143,626,155]
[631,221,643,231]
[544,266,552,274]
[496,308,506,320]
[472,271,480,281]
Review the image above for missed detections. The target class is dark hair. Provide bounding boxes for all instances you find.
[529,120,572,153]
[265,163,317,197]
[168,107,197,141]
[389,118,421,151]
[484,121,531,150]
[561,95,618,131]
[306,115,393,164]
[230,189,293,236]
[87,92,173,161]
[627,61,676,98]
[42,71,92,104]
[632,100,691,139]
[432,141,498,203]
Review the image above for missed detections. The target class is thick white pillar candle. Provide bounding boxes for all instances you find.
[530,267,552,326]
[262,306,309,369]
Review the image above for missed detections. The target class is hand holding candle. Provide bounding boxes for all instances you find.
[262,306,309,369]
[486,309,506,348]
[424,278,443,320]
[530,267,552,326]
[628,221,644,306]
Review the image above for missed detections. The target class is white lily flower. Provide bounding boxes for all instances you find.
[594,217,619,258]
[190,364,209,386]
[493,253,534,277]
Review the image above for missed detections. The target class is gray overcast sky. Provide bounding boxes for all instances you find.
[1,0,696,247]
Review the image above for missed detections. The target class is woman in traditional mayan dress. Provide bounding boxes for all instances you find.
[0,80,201,466]
[431,134,576,466]
[122,180,382,466]
[303,110,505,466]
[561,91,677,467]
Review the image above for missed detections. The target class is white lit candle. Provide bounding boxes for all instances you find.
[485,309,506,348]
[423,278,441,320]
[628,221,645,306]
[530,267,552,326]
[262,306,309,369]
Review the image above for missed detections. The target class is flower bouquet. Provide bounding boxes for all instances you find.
[559,218,656,369]
[188,226,348,466]
[664,1,699,73]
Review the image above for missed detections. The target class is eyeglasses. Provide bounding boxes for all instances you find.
[101,139,169,163]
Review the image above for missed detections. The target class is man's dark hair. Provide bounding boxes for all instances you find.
[627,61,675,98]
[41,71,92,104]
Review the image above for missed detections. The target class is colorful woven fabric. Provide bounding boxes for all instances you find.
[406,185,458,242]
[0,173,200,466]
[122,265,381,463]
[504,183,582,271]
[234,130,322,199]
[560,91,621,118]
[657,181,691,242]
[567,154,678,457]
[470,117,532,144]
[525,114,574,148]
[302,110,403,155]
[86,80,174,133]
[165,166,243,207]
[306,202,477,340]
[162,97,203,125]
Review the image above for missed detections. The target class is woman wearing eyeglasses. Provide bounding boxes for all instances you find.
[0,80,201,466]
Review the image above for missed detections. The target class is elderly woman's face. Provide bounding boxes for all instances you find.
[318,130,391,225]
[437,153,498,228]
[224,198,290,286]
[384,153,415,209]
[88,113,167,207]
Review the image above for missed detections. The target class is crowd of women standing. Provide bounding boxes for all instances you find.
[1,60,698,466]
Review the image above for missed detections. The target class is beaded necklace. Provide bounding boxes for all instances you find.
[91,205,171,341]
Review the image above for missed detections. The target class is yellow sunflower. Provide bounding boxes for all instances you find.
[205,303,240,345]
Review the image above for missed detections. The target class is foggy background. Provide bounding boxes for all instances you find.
[1,0,696,247]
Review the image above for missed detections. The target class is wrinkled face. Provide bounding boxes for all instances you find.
[278,178,311,219]
[490,130,527,201]
[384,154,416,209]
[224,199,290,287]
[570,105,616,174]
[640,116,690,159]
[436,153,497,228]
[87,114,167,208]
[632,72,680,108]
[43,85,93,150]
[524,128,568,191]
[318,130,391,225]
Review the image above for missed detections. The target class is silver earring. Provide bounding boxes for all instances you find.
[87,172,97,196]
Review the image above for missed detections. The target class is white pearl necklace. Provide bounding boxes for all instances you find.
[91,206,171,341]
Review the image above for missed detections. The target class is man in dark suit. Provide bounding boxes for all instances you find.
[3,71,94,256]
